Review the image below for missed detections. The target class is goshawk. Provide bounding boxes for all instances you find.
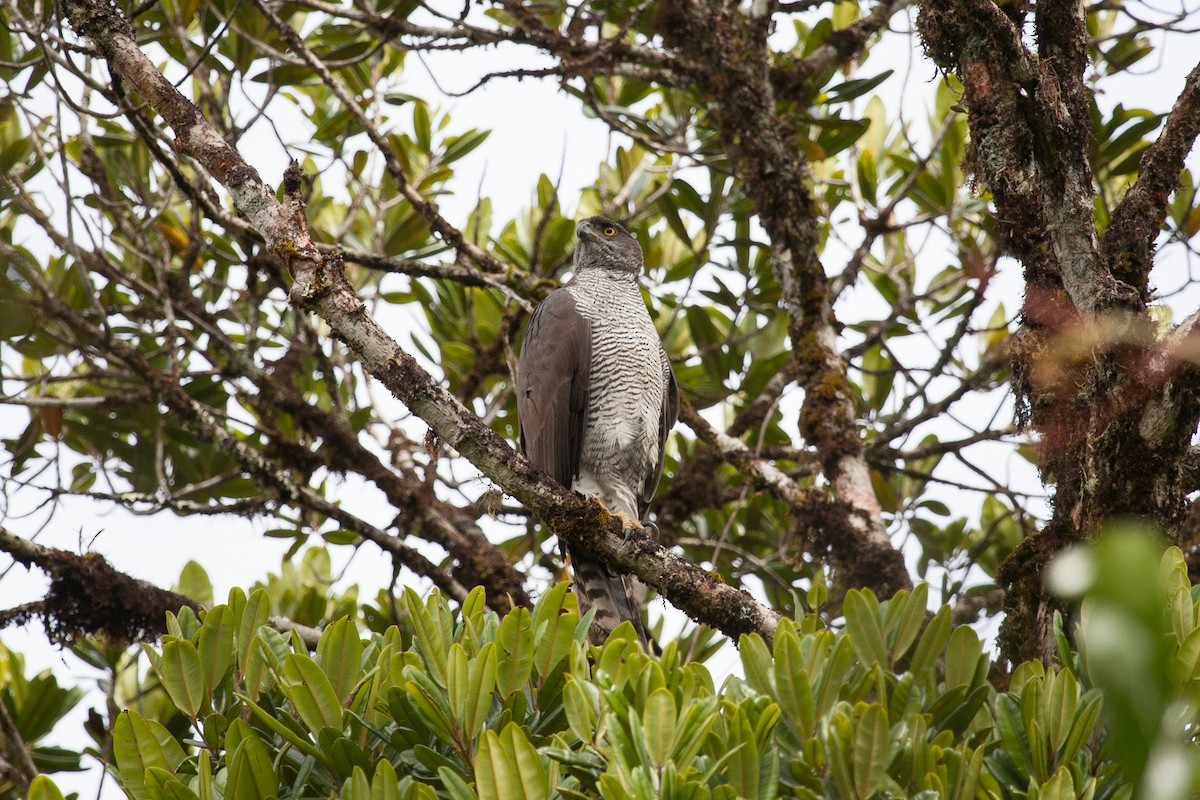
[516,215,679,644]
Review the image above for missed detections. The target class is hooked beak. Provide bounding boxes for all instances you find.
[575,220,596,242]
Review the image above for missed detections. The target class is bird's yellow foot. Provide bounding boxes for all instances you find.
[585,498,658,543]
[612,511,641,543]
[610,513,660,543]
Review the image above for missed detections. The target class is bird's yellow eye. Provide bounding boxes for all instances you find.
[604,227,616,236]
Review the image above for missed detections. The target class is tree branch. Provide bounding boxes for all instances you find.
[62,0,781,645]
[0,688,37,793]
[681,402,810,505]
[771,0,914,100]
[918,0,1138,314]
[1103,58,1200,294]
[0,525,199,644]
[2,167,473,604]
[337,245,544,301]
[666,0,912,597]
[0,525,326,649]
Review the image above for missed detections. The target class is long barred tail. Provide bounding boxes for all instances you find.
[567,545,651,645]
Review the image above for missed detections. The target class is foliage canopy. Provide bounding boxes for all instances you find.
[9,535,1200,798]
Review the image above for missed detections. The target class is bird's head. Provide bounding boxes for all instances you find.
[574,216,643,276]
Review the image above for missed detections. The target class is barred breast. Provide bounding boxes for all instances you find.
[566,272,666,518]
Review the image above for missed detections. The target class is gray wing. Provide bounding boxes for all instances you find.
[639,350,680,517]
[516,289,591,487]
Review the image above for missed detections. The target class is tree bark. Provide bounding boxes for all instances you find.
[656,0,913,599]
[917,0,1200,664]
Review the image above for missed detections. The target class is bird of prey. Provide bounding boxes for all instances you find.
[516,215,679,644]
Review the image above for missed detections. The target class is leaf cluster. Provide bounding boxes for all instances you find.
[3,537,1191,800]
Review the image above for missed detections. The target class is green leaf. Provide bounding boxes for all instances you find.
[995,693,1036,780]
[225,728,277,800]
[238,693,329,764]
[501,722,549,800]
[772,623,815,738]
[317,616,365,704]
[9,665,84,741]
[908,605,952,682]
[238,589,271,675]
[446,642,472,738]
[340,766,371,800]
[154,639,205,717]
[885,583,928,664]
[813,635,856,718]
[1103,37,1155,75]
[196,605,235,694]
[283,652,345,734]
[413,102,431,151]
[437,766,477,800]
[852,704,888,799]
[952,746,985,800]
[405,587,450,684]
[532,580,570,631]
[177,561,214,605]
[442,129,490,164]
[563,676,599,744]
[943,625,982,688]
[496,607,535,698]
[726,709,760,800]
[111,710,185,800]
[813,116,870,159]
[824,70,894,104]
[475,723,549,800]
[197,750,213,800]
[1172,625,1200,686]
[1038,767,1076,800]
[372,761,402,800]
[243,637,272,703]
[475,729,507,800]
[739,633,774,695]
[464,642,498,738]
[402,668,456,743]
[145,768,201,800]
[1042,668,1077,752]
[844,589,889,667]
[1061,691,1101,767]
[27,776,67,800]
[825,710,855,799]
[460,586,488,645]
[532,583,578,678]
[642,687,676,768]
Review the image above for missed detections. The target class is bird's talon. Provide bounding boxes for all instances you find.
[613,511,641,543]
